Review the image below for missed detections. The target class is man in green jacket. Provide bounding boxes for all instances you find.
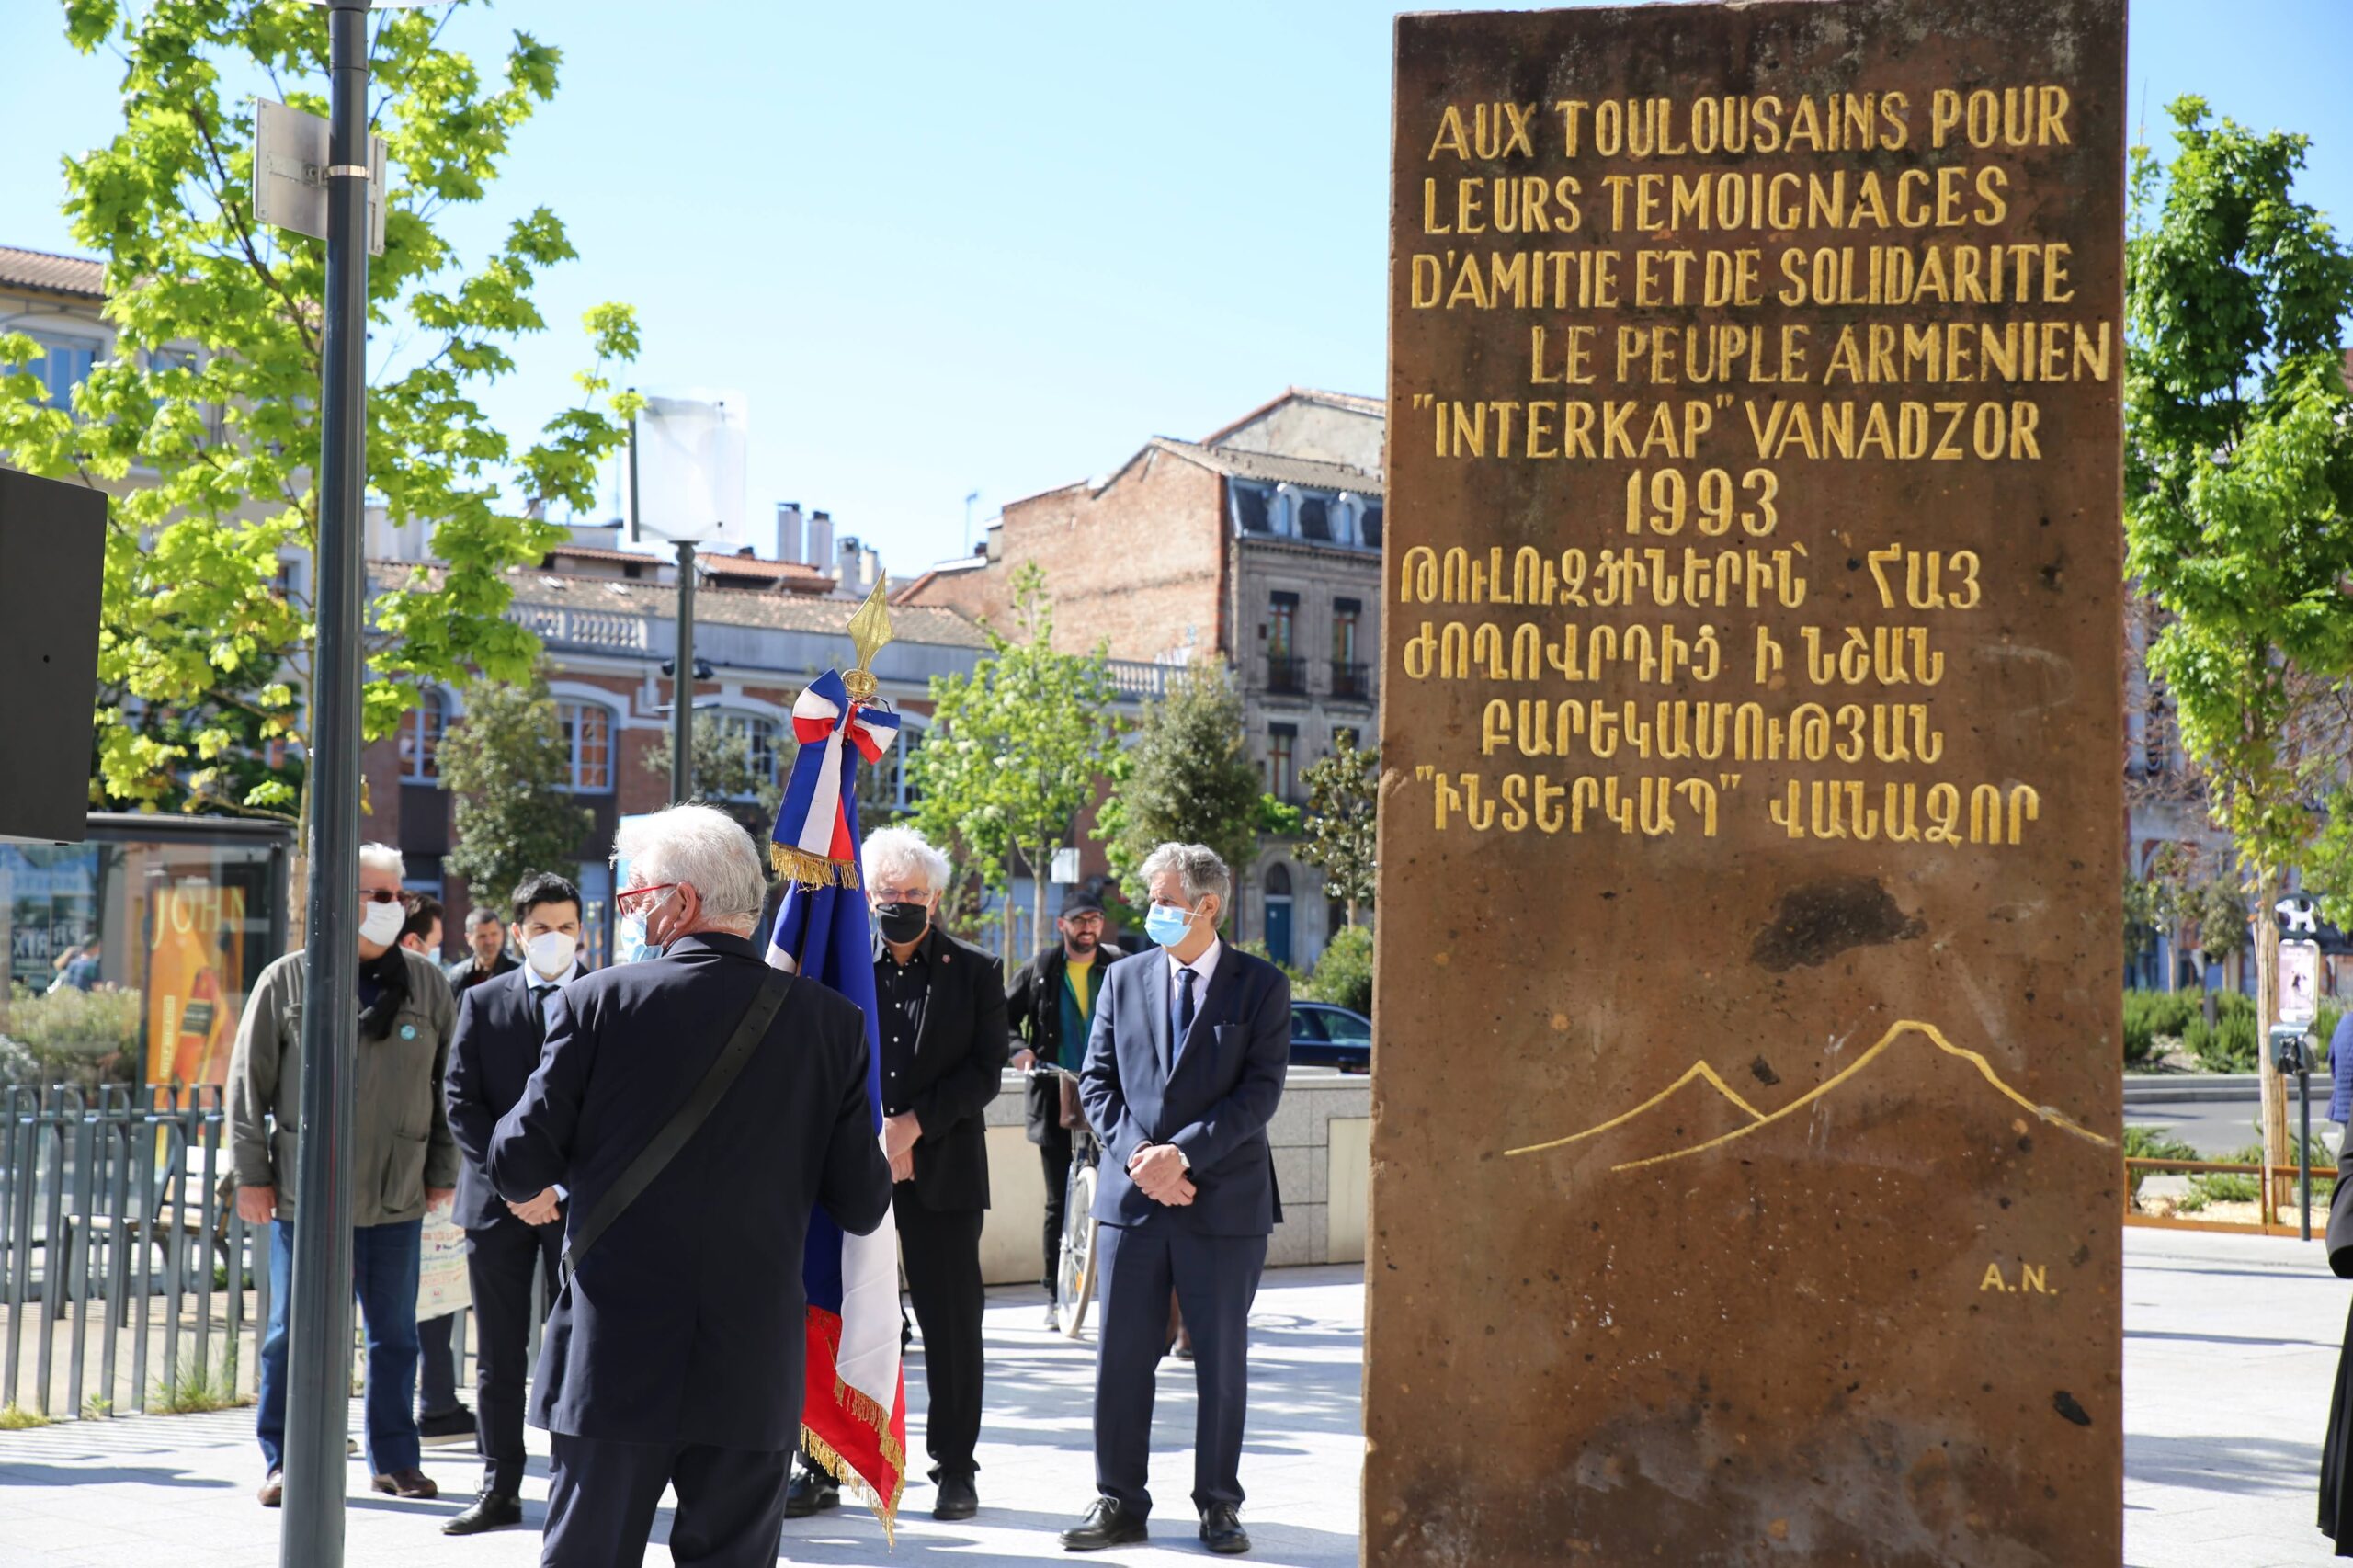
[227,843,460,1507]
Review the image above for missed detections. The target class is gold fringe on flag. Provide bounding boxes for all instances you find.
[771,844,862,891]
[798,1369,907,1543]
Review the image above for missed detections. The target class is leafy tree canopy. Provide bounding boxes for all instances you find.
[0,1,639,814]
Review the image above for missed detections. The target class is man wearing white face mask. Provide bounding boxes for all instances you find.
[441,870,587,1535]
[227,842,459,1508]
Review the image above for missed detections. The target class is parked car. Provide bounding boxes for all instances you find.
[1290,1001,1371,1073]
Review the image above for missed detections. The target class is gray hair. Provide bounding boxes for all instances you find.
[358,842,405,880]
[1139,843,1231,911]
[614,804,767,932]
[465,906,504,930]
[861,826,949,894]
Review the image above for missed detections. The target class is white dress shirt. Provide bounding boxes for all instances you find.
[1166,937,1222,1061]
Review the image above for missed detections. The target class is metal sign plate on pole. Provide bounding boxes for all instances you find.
[2281,939,2323,1027]
[1051,847,1080,885]
[253,97,387,256]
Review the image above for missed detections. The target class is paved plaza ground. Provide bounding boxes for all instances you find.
[0,1238,2346,1567]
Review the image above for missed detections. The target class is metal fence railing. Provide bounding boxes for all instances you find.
[0,1084,267,1421]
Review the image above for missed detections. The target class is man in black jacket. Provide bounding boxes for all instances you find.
[489,806,892,1568]
[439,870,588,1536]
[789,824,1006,1523]
[1006,886,1123,1331]
[446,904,518,999]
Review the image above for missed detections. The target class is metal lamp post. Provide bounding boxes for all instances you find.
[254,3,450,1564]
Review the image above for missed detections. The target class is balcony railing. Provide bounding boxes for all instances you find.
[1265,654,1308,695]
[1330,661,1373,702]
[508,603,653,653]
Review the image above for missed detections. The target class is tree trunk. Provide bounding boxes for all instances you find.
[1000,858,1017,973]
[284,778,313,958]
[2255,872,2289,1177]
[1030,841,1051,981]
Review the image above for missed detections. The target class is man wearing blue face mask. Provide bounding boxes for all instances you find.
[1062,843,1290,1557]
[441,870,588,1535]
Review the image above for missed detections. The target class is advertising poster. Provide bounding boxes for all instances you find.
[418,1211,472,1318]
[145,879,247,1089]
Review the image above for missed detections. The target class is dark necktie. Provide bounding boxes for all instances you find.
[534,984,555,1037]
[1176,967,1197,1045]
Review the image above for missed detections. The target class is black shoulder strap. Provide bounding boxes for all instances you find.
[560,967,792,1288]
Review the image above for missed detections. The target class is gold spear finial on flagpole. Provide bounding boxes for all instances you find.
[843,576,892,703]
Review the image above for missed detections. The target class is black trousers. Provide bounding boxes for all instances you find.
[1092,1222,1267,1519]
[895,1193,985,1481]
[1039,1120,1073,1298]
[464,1215,564,1494]
[544,1432,787,1568]
[417,1311,461,1418]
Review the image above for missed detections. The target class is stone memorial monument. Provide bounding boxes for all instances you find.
[1368,0,2126,1561]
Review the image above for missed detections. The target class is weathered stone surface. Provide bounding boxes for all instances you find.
[1368,2,2125,1562]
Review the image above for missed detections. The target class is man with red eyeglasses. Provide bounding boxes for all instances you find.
[227,842,460,1509]
[488,804,892,1568]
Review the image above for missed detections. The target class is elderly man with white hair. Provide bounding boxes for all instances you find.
[788,824,1007,1523]
[489,804,893,1568]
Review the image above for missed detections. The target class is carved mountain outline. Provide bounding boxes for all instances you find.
[1505,1019,2116,1174]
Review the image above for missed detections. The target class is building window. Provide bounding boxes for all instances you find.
[31,338,97,411]
[399,689,447,782]
[717,710,782,792]
[558,700,615,791]
[1360,503,1384,549]
[864,721,924,815]
[1298,495,1331,542]
[1267,593,1303,694]
[1232,483,1271,534]
[1267,724,1297,802]
[1332,599,1368,701]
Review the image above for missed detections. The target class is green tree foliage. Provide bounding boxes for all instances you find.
[642,714,785,849]
[0,2,639,814]
[1099,660,1266,911]
[1300,922,1374,1017]
[2124,97,2353,1163]
[1296,735,1378,928]
[908,565,1118,960]
[438,671,592,910]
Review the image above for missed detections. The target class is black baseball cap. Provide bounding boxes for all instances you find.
[1060,886,1106,919]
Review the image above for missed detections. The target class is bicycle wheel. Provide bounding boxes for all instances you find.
[1057,1163,1099,1340]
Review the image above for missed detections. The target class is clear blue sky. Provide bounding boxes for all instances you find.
[3,0,2348,578]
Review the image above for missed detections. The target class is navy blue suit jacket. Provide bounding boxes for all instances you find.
[1079,943,1289,1236]
[487,931,892,1449]
[444,963,565,1233]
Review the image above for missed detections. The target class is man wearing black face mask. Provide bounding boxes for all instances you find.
[787,824,1006,1523]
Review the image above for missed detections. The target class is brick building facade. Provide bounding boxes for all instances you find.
[360,568,989,965]
[904,389,1387,968]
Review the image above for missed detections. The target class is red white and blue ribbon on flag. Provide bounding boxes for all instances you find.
[765,665,906,1533]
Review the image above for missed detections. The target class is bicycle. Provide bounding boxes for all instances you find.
[1032,1063,1101,1339]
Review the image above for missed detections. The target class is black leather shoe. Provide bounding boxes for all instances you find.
[933,1472,978,1520]
[1199,1504,1250,1555]
[784,1469,839,1518]
[442,1490,522,1535]
[1060,1497,1148,1551]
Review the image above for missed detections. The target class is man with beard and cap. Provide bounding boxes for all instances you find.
[1006,883,1124,1331]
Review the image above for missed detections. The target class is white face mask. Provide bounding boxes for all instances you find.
[358,898,407,949]
[525,930,577,981]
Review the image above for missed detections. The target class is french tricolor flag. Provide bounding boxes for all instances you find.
[766,667,906,1532]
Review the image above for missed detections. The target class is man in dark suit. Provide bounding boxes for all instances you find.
[448,904,518,999]
[1006,887,1123,1333]
[489,805,893,1568]
[1063,843,1289,1557]
[439,870,589,1536]
[790,825,1006,1522]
